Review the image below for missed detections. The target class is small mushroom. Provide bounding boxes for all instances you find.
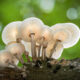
[6,43,25,64]
[48,23,80,59]
[19,17,44,60]
[51,23,80,48]
[2,21,22,44]
[0,50,19,68]
[38,25,53,60]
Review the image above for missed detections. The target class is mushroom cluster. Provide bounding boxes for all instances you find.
[1,17,80,68]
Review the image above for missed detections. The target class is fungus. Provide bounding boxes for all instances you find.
[38,25,53,60]
[19,17,44,60]
[0,50,19,68]
[2,21,22,44]
[51,23,80,48]
[6,43,25,64]
[49,23,80,59]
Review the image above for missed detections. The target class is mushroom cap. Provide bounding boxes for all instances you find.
[6,43,25,56]
[0,50,19,67]
[19,17,44,42]
[41,25,53,43]
[2,21,22,44]
[51,23,80,48]
[46,41,63,59]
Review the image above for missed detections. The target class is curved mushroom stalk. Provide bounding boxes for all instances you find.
[46,40,63,59]
[2,21,22,44]
[51,23,80,48]
[19,17,44,61]
[0,50,19,68]
[51,42,63,59]
[6,43,25,64]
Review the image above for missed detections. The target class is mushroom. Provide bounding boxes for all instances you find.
[6,43,25,64]
[2,21,22,44]
[51,23,80,48]
[37,25,53,60]
[48,23,80,59]
[19,17,44,60]
[0,50,19,68]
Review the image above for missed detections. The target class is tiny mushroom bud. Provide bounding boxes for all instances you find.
[51,23,80,48]
[19,17,44,60]
[0,50,18,67]
[6,43,25,64]
[2,21,22,44]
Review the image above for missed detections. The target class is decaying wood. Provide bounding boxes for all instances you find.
[0,58,80,80]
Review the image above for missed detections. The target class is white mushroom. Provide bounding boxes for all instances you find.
[19,17,44,60]
[47,23,80,59]
[19,17,44,42]
[38,25,53,60]
[2,21,22,44]
[51,23,80,48]
[6,43,25,64]
[0,50,19,67]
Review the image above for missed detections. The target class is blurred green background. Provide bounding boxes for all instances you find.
[0,0,80,60]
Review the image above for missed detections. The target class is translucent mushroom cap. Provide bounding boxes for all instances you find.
[19,17,44,42]
[0,50,18,67]
[2,21,22,44]
[51,23,80,48]
[6,43,25,56]
[41,25,53,43]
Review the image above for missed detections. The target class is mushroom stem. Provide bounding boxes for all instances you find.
[24,51,30,62]
[41,38,47,60]
[42,44,47,60]
[42,47,45,60]
[37,45,41,58]
[49,40,61,58]
[30,33,37,61]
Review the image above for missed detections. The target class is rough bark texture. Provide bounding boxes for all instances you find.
[0,58,80,80]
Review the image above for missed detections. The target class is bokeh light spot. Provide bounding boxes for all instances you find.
[67,8,78,20]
